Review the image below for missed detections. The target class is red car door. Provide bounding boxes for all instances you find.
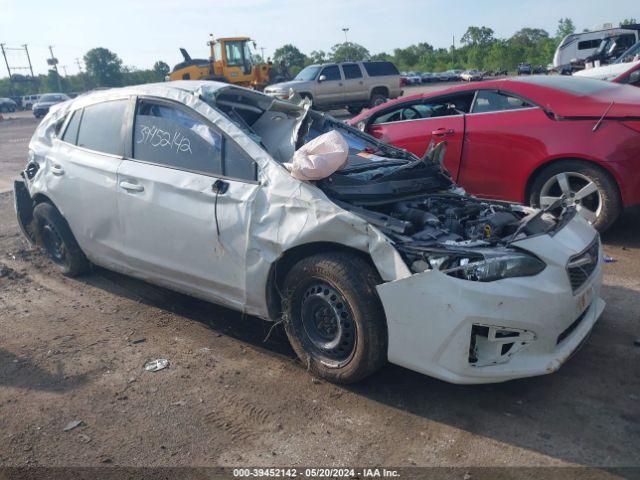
[365,93,476,180]
[458,90,551,202]
[368,116,465,180]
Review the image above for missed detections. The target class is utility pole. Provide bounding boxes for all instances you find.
[62,65,68,76]
[260,47,266,62]
[48,45,63,91]
[75,57,83,73]
[451,35,455,67]
[0,44,11,80]
[24,44,34,78]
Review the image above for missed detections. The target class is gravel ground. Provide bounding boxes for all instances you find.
[0,103,639,473]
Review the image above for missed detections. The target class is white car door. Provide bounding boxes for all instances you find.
[116,97,260,308]
[46,99,129,263]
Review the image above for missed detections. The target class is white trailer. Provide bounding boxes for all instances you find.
[553,25,640,71]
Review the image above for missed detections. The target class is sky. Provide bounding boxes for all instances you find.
[1,0,638,76]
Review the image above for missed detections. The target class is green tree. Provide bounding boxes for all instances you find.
[510,28,550,48]
[461,26,495,46]
[153,60,170,80]
[556,18,576,39]
[309,50,327,64]
[273,44,306,68]
[329,42,370,62]
[84,47,123,87]
[620,18,637,26]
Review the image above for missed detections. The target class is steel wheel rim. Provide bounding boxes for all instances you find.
[299,281,356,365]
[41,222,65,265]
[539,172,602,224]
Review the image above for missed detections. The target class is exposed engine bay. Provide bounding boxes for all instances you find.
[294,111,565,279]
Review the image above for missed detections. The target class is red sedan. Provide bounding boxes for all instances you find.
[348,76,640,231]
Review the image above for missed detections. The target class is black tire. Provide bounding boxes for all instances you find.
[369,92,387,108]
[347,105,363,115]
[282,252,387,384]
[528,160,622,232]
[33,202,90,276]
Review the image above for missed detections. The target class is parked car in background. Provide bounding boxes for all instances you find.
[348,76,640,232]
[0,97,18,113]
[264,61,402,114]
[460,70,483,81]
[517,63,533,75]
[534,65,548,74]
[14,80,605,385]
[494,68,508,76]
[32,93,71,118]
[405,72,422,84]
[420,72,436,83]
[22,94,41,110]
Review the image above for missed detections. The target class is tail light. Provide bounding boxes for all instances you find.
[621,120,640,133]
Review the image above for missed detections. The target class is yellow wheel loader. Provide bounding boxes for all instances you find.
[168,36,275,90]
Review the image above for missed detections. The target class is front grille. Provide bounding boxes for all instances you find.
[567,239,599,293]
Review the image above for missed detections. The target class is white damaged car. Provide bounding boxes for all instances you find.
[14,81,605,384]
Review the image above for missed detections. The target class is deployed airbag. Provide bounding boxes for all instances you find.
[285,130,348,181]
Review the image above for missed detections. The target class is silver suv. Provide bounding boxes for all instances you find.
[265,61,402,114]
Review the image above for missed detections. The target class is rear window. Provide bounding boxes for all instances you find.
[512,76,620,96]
[363,61,399,77]
[77,100,128,155]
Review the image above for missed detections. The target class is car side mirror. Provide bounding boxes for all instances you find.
[629,70,640,85]
[318,75,326,83]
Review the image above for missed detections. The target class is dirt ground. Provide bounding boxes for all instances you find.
[0,105,639,473]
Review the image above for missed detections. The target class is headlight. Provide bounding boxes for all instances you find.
[411,251,545,282]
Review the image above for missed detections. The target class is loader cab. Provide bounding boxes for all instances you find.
[210,37,256,78]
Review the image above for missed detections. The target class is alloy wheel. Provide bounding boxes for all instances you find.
[539,172,601,224]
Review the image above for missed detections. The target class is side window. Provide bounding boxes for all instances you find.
[321,66,341,81]
[225,139,257,181]
[578,39,601,50]
[61,110,81,143]
[363,61,400,77]
[77,100,128,155]
[372,93,473,124]
[134,100,223,176]
[472,91,532,114]
[342,64,362,79]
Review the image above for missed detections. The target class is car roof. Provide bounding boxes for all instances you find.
[69,80,229,105]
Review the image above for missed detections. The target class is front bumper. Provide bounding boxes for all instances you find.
[377,215,605,384]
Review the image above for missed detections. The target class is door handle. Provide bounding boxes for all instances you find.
[51,163,65,176]
[339,83,343,86]
[119,181,144,192]
[432,128,455,136]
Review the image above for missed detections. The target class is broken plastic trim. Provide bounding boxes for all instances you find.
[469,324,536,366]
